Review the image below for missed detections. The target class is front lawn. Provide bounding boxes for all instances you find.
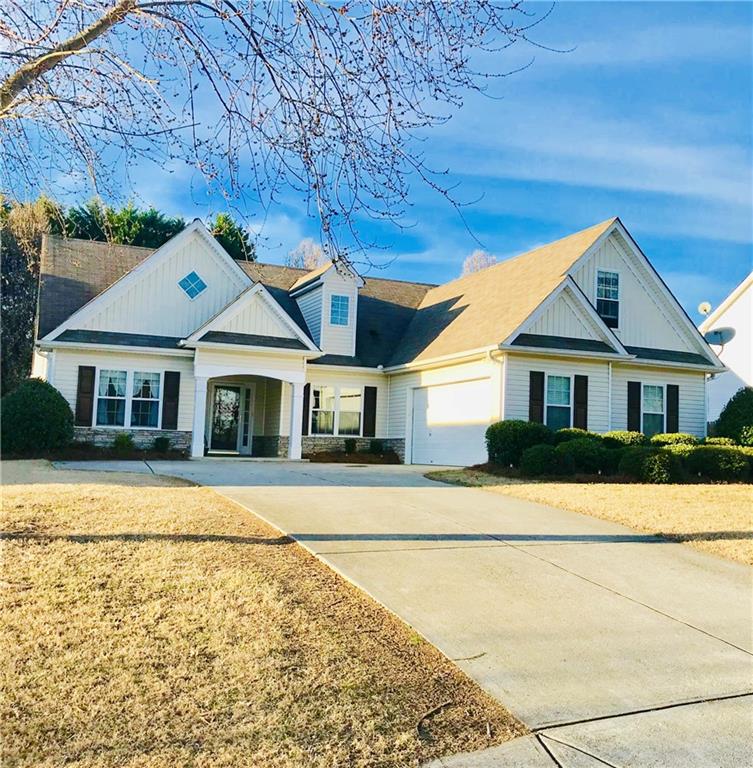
[427,469,753,566]
[1,461,523,767]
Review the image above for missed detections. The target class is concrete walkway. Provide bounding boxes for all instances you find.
[55,459,753,766]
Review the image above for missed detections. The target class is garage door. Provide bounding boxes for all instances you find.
[411,378,492,466]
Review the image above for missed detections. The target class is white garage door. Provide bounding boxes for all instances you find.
[411,378,492,466]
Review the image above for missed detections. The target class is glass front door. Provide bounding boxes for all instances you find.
[210,385,241,451]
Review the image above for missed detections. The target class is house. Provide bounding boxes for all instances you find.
[32,217,725,465]
[699,271,753,421]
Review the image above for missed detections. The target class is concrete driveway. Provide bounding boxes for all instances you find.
[57,458,753,766]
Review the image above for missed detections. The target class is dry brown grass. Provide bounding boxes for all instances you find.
[1,461,523,768]
[427,469,753,566]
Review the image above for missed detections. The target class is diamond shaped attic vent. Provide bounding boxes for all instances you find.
[178,271,207,299]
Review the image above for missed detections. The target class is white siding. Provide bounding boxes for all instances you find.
[296,286,323,345]
[264,379,283,435]
[611,364,707,437]
[306,366,388,437]
[194,347,306,381]
[215,293,295,339]
[571,233,694,351]
[528,289,605,341]
[79,230,247,338]
[31,350,48,379]
[320,270,359,356]
[53,348,195,432]
[504,353,611,433]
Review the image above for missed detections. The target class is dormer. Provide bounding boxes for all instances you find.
[290,262,363,356]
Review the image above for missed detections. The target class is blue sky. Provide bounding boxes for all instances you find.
[128,2,752,319]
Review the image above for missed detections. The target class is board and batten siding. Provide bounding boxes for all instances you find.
[295,286,323,345]
[306,367,388,437]
[570,234,692,352]
[527,289,604,341]
[386,357,500,441]
[51,348,195,432]
[215,294,296,339]
[504,353,611,433]
[611,365,706,436]
[79,231,246,338]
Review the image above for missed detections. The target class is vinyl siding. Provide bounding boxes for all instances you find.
[611,365,707,436]
[79,230,247,338]
[527,289,604,341]
[193,347,306,380]
[320,271,358,357]
[296,286,323,345]
[52,348,195,432]
[214,293,296,338]
[504,353,611,433]
[306,367,388,437]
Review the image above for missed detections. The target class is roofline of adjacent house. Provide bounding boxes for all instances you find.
[699,270,753,333]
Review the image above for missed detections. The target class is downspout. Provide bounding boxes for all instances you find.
[488,349,506,422]
[607,361,613,431]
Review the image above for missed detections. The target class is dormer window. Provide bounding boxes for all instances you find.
[330,294,349,326]
[179,271,207,299]
[596,270,619,328]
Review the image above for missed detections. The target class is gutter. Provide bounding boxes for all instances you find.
[382,345,498,373]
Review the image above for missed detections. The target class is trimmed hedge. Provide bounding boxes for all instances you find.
[555,438,609,474]
[683,446,749,482]
[715,387,753,445]
[704,437,735,446]
[602,430,646,448]
[1,378,74,455]
[486,420,552,466]
[552,428,601,445]
[649,433,699,447]
[520,444,560,477]
[618,447,683,484]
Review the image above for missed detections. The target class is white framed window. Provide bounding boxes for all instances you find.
[338,387,362,436]
[131,372,161,428]
[596,270,619,328]
[96,369,127,426]
[311,386,336,434]
[642,384,665,437]
[178,270,207,299]
[330,294,349,326]
[545,374,572,430]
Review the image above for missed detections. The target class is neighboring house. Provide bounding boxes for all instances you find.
[33,217,724,465]
[699,271,753,421]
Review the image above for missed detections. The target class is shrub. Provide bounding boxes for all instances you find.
[740,426,753,447]
[602,430,646,448]
[704,437,735,446]
[649,432,699,447]
[112,432,135,453]
[715,387,753,444]
[552,428,602,445]
[661,443,695,460]
[617,447,682,484]
[0,378,73,455]
[602,448,625,475]
[368,439,384,454]
[520,444,562,477]
[485,420,552,466]
[153,436,171,453]
[683,446,749,482]
[555,438,609,474]
[343,438,357,454]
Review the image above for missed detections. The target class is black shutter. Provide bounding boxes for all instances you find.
[627,381,641,432]
[161,371,180,430]
[573,375,588,430]
[363,386,377,437]
[75,366,95,426]
[666,384,679,433]
[529,371,545,423]
[301,384,310,436]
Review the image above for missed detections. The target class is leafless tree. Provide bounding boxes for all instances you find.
[0,1,548,260]
[285,237,326,270]
[461,248,497,276]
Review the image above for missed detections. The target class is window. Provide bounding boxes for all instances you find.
[96,369,127,426]
[330,294,349,326]
[131,372,161,427]
[311,386,336,434]
[178,270,207,299]
[338,388,362,435]
[545,375,571,430]
[642,384,664,437]
[596,270,619,328]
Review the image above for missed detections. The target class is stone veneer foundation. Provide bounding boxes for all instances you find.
[74,427,192,451]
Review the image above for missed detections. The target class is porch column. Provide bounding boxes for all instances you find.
[191,376,208,458]
[288,381,304,460]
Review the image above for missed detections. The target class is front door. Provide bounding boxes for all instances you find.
[210,385,241,451]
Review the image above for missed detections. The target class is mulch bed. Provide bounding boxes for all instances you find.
[305,450,402,464]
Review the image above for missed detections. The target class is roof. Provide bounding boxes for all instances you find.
[624,346,713,367]
[699,270,753,333]
[198,331,309,350]
[289,261,334,292]
[52,329,183,348]
[511,333,616,354]
[388,218,616,365]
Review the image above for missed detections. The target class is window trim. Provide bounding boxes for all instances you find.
[310,384,337,436]
[178,270,208,301]
[329,294,350,326]
[641,382,666,436]
[544,373,573,430]
[93,368,165,430]
[308,384,364,437]
[595,269,620,329]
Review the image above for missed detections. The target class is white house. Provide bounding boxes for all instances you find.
[699,271,753,421]
[32,217,724,465]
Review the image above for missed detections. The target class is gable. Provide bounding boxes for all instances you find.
[207,292,297,340]
[48,225,250,340]
[525,286,610,343]
[570,230,703,355]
